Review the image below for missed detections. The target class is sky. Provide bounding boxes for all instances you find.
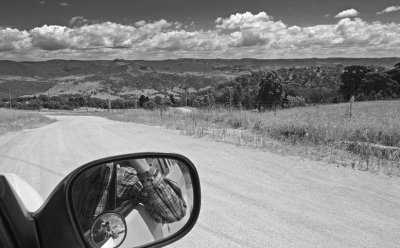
[0,0,399,60]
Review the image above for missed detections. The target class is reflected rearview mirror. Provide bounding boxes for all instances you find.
[69,154,200,248]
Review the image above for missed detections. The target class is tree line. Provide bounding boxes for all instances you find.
[184,62,400,110]
[339,63,400,101]
[0,94,138,110]
[1,62,399,111]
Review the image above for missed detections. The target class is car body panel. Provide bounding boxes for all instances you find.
[3,173,44,212]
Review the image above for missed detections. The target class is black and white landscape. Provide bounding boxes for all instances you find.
[1,1,400,248]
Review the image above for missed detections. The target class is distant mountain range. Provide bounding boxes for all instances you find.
[1,58,399,100]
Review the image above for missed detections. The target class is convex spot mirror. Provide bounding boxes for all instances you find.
[69,154,200,248]
[91,212,127,248]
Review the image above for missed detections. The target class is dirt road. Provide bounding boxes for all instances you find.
[0,115,399,248]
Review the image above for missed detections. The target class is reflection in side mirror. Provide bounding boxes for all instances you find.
[70,156,197,248]
[90,212,127,248]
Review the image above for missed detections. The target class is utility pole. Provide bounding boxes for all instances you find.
[184,87,188,107]
[107,85,111,112]
[8,87,12,109]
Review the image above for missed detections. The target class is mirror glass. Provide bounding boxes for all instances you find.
[71,157,194,248]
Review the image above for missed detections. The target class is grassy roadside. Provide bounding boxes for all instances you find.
[97,101,400,176]
[0,109,55,136]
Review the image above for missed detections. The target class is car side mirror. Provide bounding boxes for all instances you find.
[34,153,201,248]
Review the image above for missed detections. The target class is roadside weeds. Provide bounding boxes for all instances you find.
[0,109,56,136]
[97,104,400,177]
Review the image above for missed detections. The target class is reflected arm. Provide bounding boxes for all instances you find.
[117,160,187,223]
[137,166,187,224]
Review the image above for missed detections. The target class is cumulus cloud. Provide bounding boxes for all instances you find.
[59,2,69,6]
[216,11,275,30]
[1,12,400,60]
[30,23,136,50]
[377,6,400,14]
[26,19,186,51]
[0,28,31,51]
[30,25,72,50]
[39,1,46,4]
[214,12,287,47]
[335,9,359,18]
[69,16,90,27]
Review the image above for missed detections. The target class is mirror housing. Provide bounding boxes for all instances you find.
[33,153,201,248]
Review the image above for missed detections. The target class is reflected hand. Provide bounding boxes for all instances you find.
[127,159,151,173]
[119,159,151,173]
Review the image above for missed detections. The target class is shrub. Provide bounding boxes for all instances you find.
[287,96,306,107]
[60,105,74,110]
[143,99,156,110]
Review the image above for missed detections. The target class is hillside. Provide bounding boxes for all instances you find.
[0,58,399,100]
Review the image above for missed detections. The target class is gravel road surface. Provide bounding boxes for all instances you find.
[0,115,399,248]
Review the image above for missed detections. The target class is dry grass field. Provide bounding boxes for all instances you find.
[0,109,55,136]
[102,100,400,176]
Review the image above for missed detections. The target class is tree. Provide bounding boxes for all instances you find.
[125,100,137,109]
[201,95,209,107]
[49,100,61,109]
[27,99,42,110]
[208,92,215,107]
[217,87,234,107]
[386,67,400,85]
[143,99,156,110]
[281,94,289,108]
[359,72,399,98]
[138,95,147,108]
[340,65,372,100]
[154,96,164,106]
[178,97,186,107]
[39,94,50,102]
[111,99,126,109]
[232,83,244,107]
[163,99,173,107]
[101,78,124,95]
[256,71,283,111]
[169,94,176,106]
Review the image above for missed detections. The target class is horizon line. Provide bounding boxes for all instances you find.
[1,57,399,63]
